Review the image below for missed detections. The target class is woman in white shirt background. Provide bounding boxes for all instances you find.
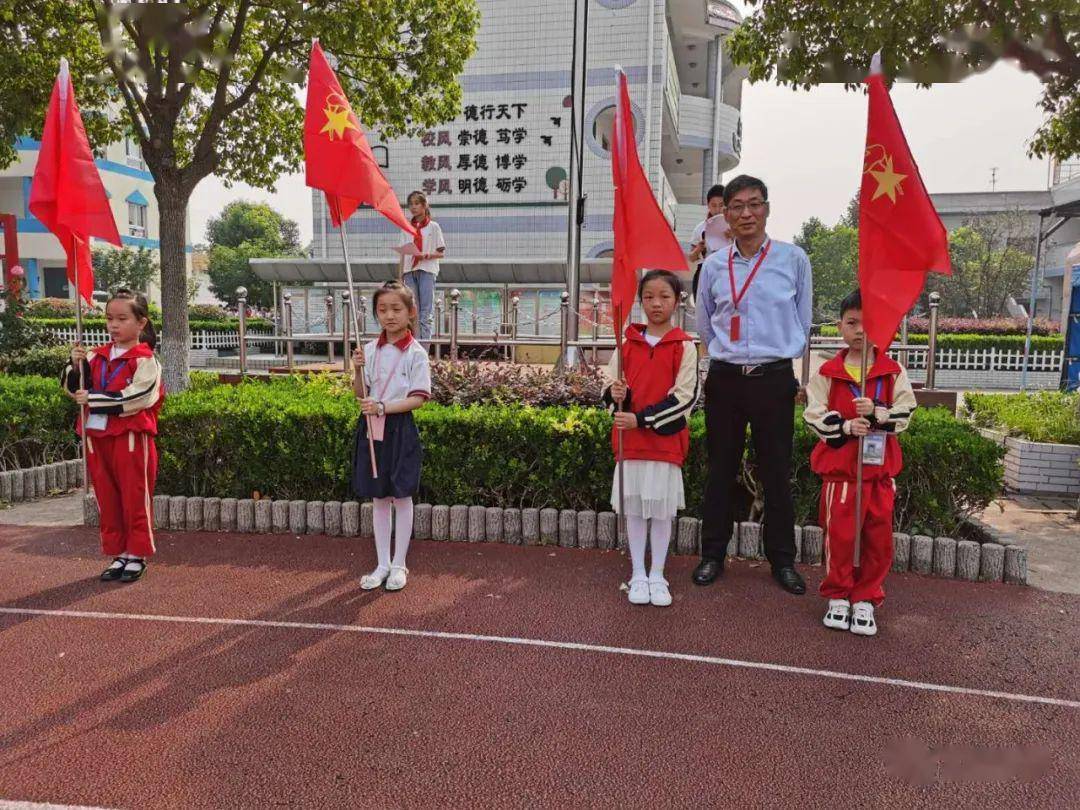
[401,190,446,343]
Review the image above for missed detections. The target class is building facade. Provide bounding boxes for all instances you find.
[311,0,745,264]
[0,134,190,303]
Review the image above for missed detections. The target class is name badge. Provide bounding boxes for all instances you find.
[85,413,108,432]
[368,414,386,442]
[862,431,886,466]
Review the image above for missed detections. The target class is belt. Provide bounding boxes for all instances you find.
[709,358,792,377]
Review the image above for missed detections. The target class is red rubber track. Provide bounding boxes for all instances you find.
[0,525,1077,808]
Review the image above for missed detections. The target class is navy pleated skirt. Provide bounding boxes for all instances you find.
[352,412,423,499]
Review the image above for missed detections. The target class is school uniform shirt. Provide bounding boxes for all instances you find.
[803,349,916,482]
[361,331,432,402]
[600,325,699,466]
[400,219,446,276]
[61,342,164,436]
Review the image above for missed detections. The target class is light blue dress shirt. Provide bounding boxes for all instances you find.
[696,236,813,364]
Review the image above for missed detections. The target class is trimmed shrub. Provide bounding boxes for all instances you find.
[817,328,1062,352]
[966,392,1080,445]
[0,345,71,378]
[0,374,78,469]
[818,317,1060,337]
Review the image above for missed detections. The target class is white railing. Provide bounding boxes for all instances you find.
[42,327,274,351]
[901,347,1063,373]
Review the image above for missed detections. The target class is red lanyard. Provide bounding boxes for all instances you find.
[727,239,772,312]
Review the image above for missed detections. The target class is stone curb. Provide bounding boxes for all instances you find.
[1,461,84,503]
[84,494,1027,585]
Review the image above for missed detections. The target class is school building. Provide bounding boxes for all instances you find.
[309,0,747,264]
[0,133,192,304]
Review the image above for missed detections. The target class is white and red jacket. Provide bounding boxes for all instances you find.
[803,349,916,482]
[601,324,700,466]
[62,342,164,436]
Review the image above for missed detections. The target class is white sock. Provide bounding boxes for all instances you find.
[649,518,672,581]
[627,515,648,581]
[391,497,413,568]
[372,497,392,571]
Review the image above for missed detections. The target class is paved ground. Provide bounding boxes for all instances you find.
[0,493,83,528]
[978,495,1080,594]
[0,522,1077,809]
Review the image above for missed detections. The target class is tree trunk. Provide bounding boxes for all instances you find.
[156,178,192,392]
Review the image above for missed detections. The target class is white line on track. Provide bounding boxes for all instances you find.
[0,802,114,809]
[2,606,1078,710]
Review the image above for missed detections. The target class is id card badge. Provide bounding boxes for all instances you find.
[862,431,886,466]
[367,414,386,442]
[85,413,107,432]
[730,313,741,341]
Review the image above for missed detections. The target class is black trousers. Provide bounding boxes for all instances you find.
[700,361,798,569]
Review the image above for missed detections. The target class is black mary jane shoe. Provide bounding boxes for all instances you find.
[100,557,127,582]
[119,558,147,583]
[692,558,724,586]
[772,566,806,595]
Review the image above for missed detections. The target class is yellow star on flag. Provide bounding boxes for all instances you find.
[320,95,358,141]
[868,154,907,203]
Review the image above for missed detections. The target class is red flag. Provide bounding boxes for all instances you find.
[28,59,121,304]
[610,68,687,333]
[304,41,416,237]
[858,57,950,352]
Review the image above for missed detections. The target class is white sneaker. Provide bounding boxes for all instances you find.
[648,577,672,607]
[823,599,851,630]
[627,578,650,605]
[385,565,409,591]
[360,566,390,590]
[850,601,878,636]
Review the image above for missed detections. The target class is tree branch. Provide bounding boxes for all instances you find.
[222,30,303,117]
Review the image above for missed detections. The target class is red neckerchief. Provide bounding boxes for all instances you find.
[411,215,429,269]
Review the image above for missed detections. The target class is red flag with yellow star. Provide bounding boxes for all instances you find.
[304,41,416,236]
[858,56,950,352]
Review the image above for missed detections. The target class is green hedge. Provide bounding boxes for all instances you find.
[3,373,1003,535]
[0,345,71,378]
[0,374,78,470]
[817,327,1063,352]
[965,392,1079,445]
[29,317,271,332]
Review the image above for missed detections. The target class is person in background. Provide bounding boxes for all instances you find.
[688,183,731,303]
[401,190,445,344]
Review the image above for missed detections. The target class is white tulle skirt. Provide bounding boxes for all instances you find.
[610,460,685,519]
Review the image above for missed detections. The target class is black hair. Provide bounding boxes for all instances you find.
[723,174,768,206]
[839,290,862,318]
[638,269,683,302]
[107,288,156,349]
[706,183,725,202]
[372,280,417,313]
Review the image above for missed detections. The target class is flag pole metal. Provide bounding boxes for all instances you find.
[853,345,870,567]
[334,200,378,478]
[614,311,627,539]
[72,235,89,496]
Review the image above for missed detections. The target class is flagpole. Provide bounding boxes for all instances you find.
[614,310,626,538]
[72,235,89,496]
[333,198,379,478]
[853,346,870,568]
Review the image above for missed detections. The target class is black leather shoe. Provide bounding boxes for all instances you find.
[692,558,724,586]
[773,566,806,595]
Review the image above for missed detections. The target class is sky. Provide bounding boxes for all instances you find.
[187,41,1052,249]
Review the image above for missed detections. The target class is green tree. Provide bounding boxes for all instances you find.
[804,223,858,323]
[2,1,480,390]
[206,200,301,308]
[928,213,1035,317]
[729,1,1079,161]
[91,246,159,294]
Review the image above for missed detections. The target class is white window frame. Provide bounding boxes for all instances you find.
[124,135,145,170]
[127,201,147,238]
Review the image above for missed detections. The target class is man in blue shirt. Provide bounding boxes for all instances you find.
[693,175,812,595]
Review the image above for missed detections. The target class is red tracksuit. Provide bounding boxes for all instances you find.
[63,342,164,558]
[803,350,916,605]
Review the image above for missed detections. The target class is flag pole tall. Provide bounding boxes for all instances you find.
[853,345,870,567]
[614,311,627,535]
[73,236,89,496]
[333,198,379,478]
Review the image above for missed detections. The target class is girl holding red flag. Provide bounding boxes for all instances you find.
[400,191,445,343]
[62,290,164,583]
[602,270,699,607]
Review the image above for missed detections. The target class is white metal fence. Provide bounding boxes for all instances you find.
[43,327,275,350]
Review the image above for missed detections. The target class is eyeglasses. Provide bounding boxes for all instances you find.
[727,200,768,216]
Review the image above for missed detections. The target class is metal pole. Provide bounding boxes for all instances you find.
[899,315,909,368]
[677,290,688,330]
[273,281,281,357]
[341,290,352,375]
[450,289,461,361]
[73,236,89,496]
[1021,214,1046,392]
[559,290,570,365]
[332,204,378,477]
[236,286,248,378]
[359,294,368,336]
[800,337,812,387]
[283,291,294,372]
[511,294,520,364]
[563,0,589,369]
[434,293,443,361]
[325,294,335,364]
[925,292,940,390]
[591,290,601,365]
[853,346,870,567]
